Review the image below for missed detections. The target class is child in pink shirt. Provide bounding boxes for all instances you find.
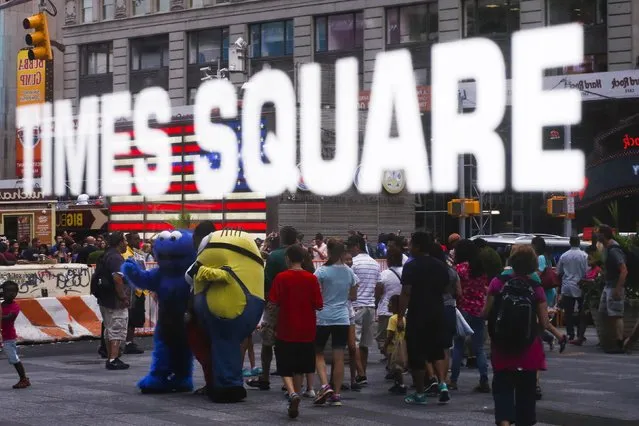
[1,281,30,389]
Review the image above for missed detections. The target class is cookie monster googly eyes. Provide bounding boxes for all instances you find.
[158,231,172,241]
[169,231,183,241]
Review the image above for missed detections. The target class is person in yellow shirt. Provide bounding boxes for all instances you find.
[384,294,407,395]
[123,233,147,355]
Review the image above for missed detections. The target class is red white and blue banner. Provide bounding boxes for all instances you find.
[109,119,268,239]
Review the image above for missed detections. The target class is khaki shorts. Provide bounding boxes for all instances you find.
[599,287,625,318]
[260,303,279,347]
[100,306,129,342]
[353,306,376,348]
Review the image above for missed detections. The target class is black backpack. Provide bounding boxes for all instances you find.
[489,276,539,355]
[90,252,113,300]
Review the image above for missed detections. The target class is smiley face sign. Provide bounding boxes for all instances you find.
[16,126,41,148]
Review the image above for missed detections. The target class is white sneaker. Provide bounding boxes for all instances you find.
[303,388,316,398]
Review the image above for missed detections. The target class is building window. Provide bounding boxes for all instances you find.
[131,38,169,70]
[464,0,520,37]
[190,0,204,7]
[102,0,114,20]
[188,88,197,105]
[80,43,113,75]
[546,0,607,74]
[315,12,364,52]
[547,0,606,26]
[188,28,229,65]
[387,2,438,45]
[132,0,149,16]
[82,0,93,23]
[249,20,294,58]
[156,0,170,12]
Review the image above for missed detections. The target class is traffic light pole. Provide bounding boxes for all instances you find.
[458,91,466,239]
[564,124,572,237]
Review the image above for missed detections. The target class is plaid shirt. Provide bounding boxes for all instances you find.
[124,247,150,296]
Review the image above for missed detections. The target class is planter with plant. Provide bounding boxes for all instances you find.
[166,212,196,230]
[590,201,639,352]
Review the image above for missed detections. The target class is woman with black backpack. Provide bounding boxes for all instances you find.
[482,245,566,426]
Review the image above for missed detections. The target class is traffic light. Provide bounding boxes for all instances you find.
[546,196,567,216]
[448,199,463,216]
[447,199,481,217]
[23,13,52,61]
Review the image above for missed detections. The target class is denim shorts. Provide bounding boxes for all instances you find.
[599,287,624,317]
[2,340,20,364]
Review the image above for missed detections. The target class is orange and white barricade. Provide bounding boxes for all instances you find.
[15,295,102,343]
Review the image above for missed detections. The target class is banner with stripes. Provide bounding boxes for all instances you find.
[109,120,268,239]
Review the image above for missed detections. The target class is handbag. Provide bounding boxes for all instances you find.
[389,337,408,370]
[540,263,560,290]
[455,308,474,337]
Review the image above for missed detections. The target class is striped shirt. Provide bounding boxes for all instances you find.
[351,253,382,308]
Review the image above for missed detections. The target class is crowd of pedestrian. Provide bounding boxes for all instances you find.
[1,223,633,426]
[246,224,627,425]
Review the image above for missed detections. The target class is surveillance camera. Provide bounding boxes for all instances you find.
[234,37,247,48]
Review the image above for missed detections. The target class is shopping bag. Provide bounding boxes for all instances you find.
[455,308,474,337]
[389,338,408,370]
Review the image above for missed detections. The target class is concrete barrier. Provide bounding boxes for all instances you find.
[0,264,92,298]
[14,295,101,343]
[9,259,388,343]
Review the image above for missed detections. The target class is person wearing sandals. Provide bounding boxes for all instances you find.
[483,245,566,426]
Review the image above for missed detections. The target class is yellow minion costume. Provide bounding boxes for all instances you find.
[185,229,264,403]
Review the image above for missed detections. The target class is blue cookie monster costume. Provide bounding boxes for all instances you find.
[185,229,265,403]
[121,229,197,393]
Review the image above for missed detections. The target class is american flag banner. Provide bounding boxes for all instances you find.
[109,118,268,240]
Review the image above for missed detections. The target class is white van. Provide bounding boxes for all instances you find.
[470,233,591,265]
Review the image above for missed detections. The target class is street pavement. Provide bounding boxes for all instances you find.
[0,328,638,425]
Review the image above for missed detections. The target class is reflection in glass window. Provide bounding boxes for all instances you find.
[315,12,364,52]
[546,0,607,74]
[81,43,113,75]
[188,28,229,64]
[249,20,294,58]
[547,0,606,26]
[387,2,439,44]
[188,88,197,105]
[82,0,93,23]
[103,0,114,20]
[464,0,520,37]
[414,68,428,86]
[156,0,170,12]
[132,0,149,16]
[131,38,169,71]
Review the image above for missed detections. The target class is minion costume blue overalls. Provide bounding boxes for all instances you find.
[185,229,265,403]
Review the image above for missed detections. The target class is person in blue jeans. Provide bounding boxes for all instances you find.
[449,239,490,392]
